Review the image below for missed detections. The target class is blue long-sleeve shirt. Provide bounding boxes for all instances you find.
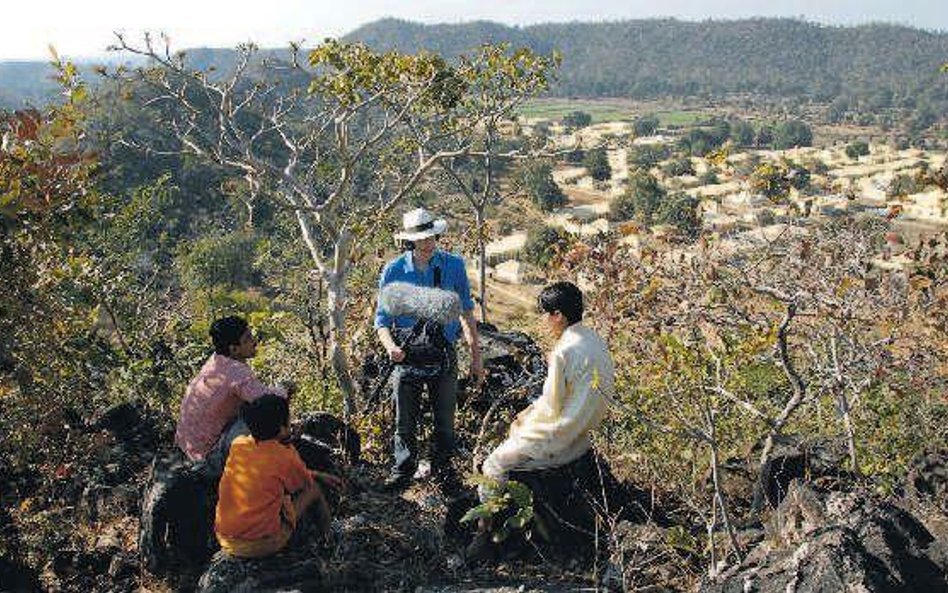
[374,249,475,343]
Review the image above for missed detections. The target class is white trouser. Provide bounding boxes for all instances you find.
[478,438,536,502]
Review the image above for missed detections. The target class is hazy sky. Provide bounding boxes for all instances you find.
[3,0,945,61]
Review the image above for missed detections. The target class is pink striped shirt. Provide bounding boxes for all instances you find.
[174,354,287,460]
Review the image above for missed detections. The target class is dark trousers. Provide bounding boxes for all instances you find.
[391,350,458,478]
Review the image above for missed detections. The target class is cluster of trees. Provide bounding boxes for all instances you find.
[516,160,566,212]
[609,170,700,238]
[582,148,612,181]
[749,161,812,200]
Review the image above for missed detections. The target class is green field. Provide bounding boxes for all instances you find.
[518,99,710,127]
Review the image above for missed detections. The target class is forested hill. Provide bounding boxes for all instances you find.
[346,18,948,114]
[2,18,947,115]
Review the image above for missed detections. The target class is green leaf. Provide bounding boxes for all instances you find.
[460,503,492,523]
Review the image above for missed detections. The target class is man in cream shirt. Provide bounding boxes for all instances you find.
[478,281,616,502]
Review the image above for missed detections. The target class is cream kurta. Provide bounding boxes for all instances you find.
[480,322,615,496]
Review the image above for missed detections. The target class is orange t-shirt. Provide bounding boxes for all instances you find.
[215,435,314,540]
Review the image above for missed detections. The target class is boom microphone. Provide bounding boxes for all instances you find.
[380,282,461,325]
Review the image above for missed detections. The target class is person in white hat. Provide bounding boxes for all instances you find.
[374,207,484,492]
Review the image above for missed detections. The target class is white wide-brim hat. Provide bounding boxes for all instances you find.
[394,207,448,241]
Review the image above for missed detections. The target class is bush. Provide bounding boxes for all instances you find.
[564,148,585,164]
[627,144,671,170]
[523,225,572,268]
[610,170,665,223]
[633,115,660,137]
[662,157,695,177]
[178,232,259,293]
[750,162,791,200]
[845,141,870,159]
[656,192,701,240]
[562,111,592,129]
[698,170,720,185]
[730,120,755,147]
[517,160,567,212]
[583,148,612,181]
[773,119,813,149]
[887,173,921,198]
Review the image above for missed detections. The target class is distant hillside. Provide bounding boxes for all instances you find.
[3,18,947,119]
[0,61,60,108]
[346,18,948,117]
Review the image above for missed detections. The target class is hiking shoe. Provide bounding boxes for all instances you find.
[381,473,412,492]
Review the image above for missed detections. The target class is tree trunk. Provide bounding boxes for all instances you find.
[838,390,858,472]
[326,230,357,419]
[476,206,488,323]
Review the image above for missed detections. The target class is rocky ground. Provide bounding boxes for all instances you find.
[4,327,948,591]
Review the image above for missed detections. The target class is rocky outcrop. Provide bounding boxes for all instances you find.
[701,480,948,592]
[138,453,217,580]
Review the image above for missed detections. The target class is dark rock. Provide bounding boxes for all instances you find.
[296,412,361,467]
[459,324,547,416]
[138,453,217,579]
[198,550,322,593]
[752,435,849,510]
[703,481,948,592]
[95,402,143,436]
[107,552,136,579]
[472,449,655,563]
[0,555,41,592]
[901,450,948,541]
[904,450,948,510]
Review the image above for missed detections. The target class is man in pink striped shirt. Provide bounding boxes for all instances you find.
[174,316,288,474]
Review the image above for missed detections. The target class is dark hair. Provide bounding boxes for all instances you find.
[538,281,584,325]
[401,235,441,252]
[241,394,289,441]
[210,316,248,356]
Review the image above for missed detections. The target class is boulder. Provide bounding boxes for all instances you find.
[295,412,361,469]
[702,480,948,592]
[751,435,850,510]
[459,323,547,416]
[197,550,322,593]
[138,453,218,579]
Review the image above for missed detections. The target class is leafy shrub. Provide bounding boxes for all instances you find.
[562,110,592,129]
[656,192,701,240]
[887,173,921,198]
[178,232,259,293]
[516,160,566,212]
[845,141,870,159]
[628,144,671,170]
[773,119,813,149]
[662,157,695,177]
[524,225,571,267]
[698,170,720,185]
[633,114,660,137]
[583,148,612,181]
[610,170,665,223]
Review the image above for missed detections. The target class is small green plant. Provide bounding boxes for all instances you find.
[461,479,539,543]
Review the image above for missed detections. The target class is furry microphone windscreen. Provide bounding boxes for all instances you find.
[380,282,462,325]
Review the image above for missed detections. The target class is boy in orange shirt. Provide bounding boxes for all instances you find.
[215,394,341,558]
